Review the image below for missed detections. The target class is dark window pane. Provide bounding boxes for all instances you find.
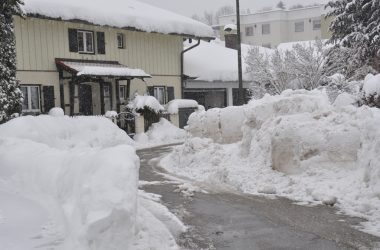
[86,32,93,52]
[31,86,40,110]
[78,32,84,52]
[21,86,28,110]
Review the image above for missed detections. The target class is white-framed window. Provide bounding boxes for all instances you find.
[21,85,40,113]
[295,21,304,32]
[77,30,94,53]
[313,19,321,30]
[117,33,124,49]
[119,85,126,101]
[154,87,166,105]
[245,26,254,36]
[262,24,270,35]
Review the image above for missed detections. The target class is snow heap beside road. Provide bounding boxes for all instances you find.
[162,89,380,236]
[135,118,187,148]
[0,114,183,249]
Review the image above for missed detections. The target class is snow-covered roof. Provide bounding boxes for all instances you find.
[184,40,271,82]
[56,60,151,78]
[22,0,214,39]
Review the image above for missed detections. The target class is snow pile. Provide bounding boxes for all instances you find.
[363,74,380,98]
[166,99,198,114]
[187,106,246,143]
[23,0,214,38]
[127,94,164,113]
[105,110,118,118]
[162,89,380,236]
[135,118,187,148]
[48,107,64,117]
[0,115,182,249]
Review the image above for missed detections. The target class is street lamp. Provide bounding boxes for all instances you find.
[236,0,244,105]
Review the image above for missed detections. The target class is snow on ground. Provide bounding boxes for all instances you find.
[23,0,213,38]
[134,118,187,149]
[161,89,380,237]
[0,113,184,249]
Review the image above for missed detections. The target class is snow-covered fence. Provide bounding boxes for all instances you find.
[187,106,246,144]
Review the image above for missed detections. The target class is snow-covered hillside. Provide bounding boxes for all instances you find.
[0,113,184,249]
[162,88,380,237]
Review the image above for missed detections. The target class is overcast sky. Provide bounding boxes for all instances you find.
[139,0,326,17]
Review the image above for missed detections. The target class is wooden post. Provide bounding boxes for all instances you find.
[127,79,131,100]
[100,81,105,115]
[69,76,76,116]
[115,79,121,113]
[59,70,65,111]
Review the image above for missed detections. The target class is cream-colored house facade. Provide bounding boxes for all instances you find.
[15,0,213,116]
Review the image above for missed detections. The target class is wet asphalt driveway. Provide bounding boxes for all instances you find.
[137,145,380,250]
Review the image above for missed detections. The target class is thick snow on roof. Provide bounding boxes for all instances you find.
[166,99,199,114]
[184,40,271,82]
[23,0,214,38]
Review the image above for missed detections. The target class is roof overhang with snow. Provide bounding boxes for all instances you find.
[55,59,151,79]
[22,0,215,40]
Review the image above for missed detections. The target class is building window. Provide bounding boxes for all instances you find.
[21,85,40,113]
[295,21,304,32]
[154,87,166,104]
[262,24,270,35]
[119,85,126,101]
[245,26,254,36]
[77,30,94,53]
[313,19,321,30]
[117,33,124,49]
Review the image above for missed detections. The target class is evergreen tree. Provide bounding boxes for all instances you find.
[0,0,23,123]
[326,0,380,73]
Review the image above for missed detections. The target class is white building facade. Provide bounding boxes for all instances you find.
[218,5,324,48]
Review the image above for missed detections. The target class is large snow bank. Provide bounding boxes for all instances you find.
[23,0,214,38]
[162,89,380,236]
[135,118,187,148]
[0,115,182,249]
[127,94,164,113]
[187,106,246,143]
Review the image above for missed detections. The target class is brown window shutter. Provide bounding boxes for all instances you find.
[68,29,78,52]
[167,87,175,102]
[43,86,55,113]
[97,32,106,54]
[147,86,154,96]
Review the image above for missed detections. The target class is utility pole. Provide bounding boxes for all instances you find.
[236,0,244,105]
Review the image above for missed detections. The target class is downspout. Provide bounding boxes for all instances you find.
[181,39,201,98]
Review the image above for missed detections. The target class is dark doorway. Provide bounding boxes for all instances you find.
[179,108,196,129]
[79,84,93,115]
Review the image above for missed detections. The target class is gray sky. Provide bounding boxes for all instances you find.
[139,0,326,17]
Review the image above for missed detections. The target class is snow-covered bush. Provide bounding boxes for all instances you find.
[245,40,332,98]
[362,74,380,108]
[127,94,164,115]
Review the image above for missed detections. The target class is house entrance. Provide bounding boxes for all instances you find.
[79,84,93,115]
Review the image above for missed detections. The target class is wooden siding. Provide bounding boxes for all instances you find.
[14,16,183,76]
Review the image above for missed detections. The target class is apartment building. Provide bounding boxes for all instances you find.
[218,5,329,48]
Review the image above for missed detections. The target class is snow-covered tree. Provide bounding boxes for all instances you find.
[246,40,332,98]
[276,1,286,9]
[0,0,23,123]
[326,0,380,73]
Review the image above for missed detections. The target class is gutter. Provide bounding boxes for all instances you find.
[181,39,201,98]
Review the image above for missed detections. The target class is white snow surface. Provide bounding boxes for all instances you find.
[162,89,380,236]
[166,99,199,114]
[0,115,184,249]
[184,40,271,82]
[135,118,187,148]
[23,0,214,38]
[128,94,164,113]
[48,107,65,117]
[363,73,380,97]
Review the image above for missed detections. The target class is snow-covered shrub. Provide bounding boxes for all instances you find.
[362,74,380,108]
[127,94,164,115]
[245,40,332,98]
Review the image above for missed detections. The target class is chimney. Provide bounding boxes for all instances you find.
[224,24,238,50]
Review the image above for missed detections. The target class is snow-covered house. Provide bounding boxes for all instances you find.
[15,0,214,116]
[183,40,271,108]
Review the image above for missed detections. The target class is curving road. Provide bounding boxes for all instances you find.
[138,145,380,250]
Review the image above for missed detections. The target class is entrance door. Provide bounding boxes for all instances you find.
[79,84,93,115]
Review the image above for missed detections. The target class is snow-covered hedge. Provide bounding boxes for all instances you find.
[0,115,182,249]
[362,74,380,108]
[163,89,380,236]
[127,94,164,114]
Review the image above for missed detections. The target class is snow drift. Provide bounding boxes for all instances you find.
[163,89,380,236]
[0,114,182,249]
